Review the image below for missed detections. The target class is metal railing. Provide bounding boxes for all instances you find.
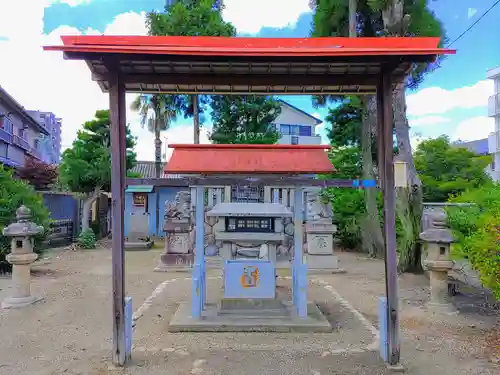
[488,93,500,117]
[12,135,29,150]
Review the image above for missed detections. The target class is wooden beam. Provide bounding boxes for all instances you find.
[378,71,401,366]
[92,72,386,87]
[125,177,378,188]
[109,68,127,366]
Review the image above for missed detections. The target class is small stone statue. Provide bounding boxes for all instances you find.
[165,191,191,222]
[306,189,333,221]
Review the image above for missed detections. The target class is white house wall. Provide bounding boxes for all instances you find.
[273,103,322,145]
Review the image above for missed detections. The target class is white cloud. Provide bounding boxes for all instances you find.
[406,80,493,117]
[468,8,477,19]
[0,7,172,161]
[409,116,450,127]
[223,0,311,34]
[453,116,494,142]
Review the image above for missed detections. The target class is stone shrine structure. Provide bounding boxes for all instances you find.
[420,210,457,314]
[2,206,44,309]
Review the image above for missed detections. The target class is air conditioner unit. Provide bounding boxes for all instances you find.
[291,135,299,145]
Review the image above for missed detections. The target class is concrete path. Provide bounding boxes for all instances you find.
[0,247,497,375]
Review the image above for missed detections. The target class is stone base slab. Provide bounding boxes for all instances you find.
[154,253,194,272]
[2,295,43,309]
[305,254,340,270]
[168,301,332,333]
[124,241,153,251]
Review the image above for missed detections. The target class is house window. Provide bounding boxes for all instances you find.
[1,117,13,133]
[279,124,312,137]
[225,217,274,233]
[133,193,148,207]
[299,125,312,136]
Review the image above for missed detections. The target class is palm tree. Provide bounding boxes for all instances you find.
[130,94,179,178]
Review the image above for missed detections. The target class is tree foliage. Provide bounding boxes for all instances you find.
[414,136,492,202]
[0,165,49,273]
[18,156,58,191]
[311,0,447,89]
[447,184,500,300]
[59,110,137,194]
[210,96,282,144]
[145,0,236,121]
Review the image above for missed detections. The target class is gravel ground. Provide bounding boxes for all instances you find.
[0,247,497,375]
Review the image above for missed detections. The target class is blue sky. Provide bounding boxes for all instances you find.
[0,0,498,160]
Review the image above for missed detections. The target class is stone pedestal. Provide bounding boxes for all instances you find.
[2,206,44,309]
[424,260,458,314]
[155,218,193,272]
[305,220,345,273]
[420,210,457,315]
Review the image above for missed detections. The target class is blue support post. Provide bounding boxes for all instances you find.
[192,264,201,318]
[192,186,205,318]
[297,263,308,318]
[378,296,389,362]
[124,296,132,361]
[293,187,307,318]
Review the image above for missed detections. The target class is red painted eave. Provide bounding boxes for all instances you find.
[164,144,335,175]
[43,35,455,57]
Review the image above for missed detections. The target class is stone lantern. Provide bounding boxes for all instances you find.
[419,209,457,314]
[2,205,44,309]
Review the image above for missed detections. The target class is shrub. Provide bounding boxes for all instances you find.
[0,165,49,273]
[77,229,97,249]
[447,184,500,300]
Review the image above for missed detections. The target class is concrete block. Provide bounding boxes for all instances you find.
[305,254,339,269]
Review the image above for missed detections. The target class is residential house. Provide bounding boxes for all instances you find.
[0,86,50,170]
[454,138,495,179]
[28,110,63,164]
[487,66,500,182]
[273,100,323,145]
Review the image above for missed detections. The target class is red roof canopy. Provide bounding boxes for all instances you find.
[44,36,454,95]
[48,35,452,57]
[165,144,335,175]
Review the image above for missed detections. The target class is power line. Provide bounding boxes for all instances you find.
[446,0,500,47]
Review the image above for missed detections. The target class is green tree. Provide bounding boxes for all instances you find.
[130,94,181,178]
[0,165,49,273]
[210,96,281,144]
[59,110,137,231]
[144,0,236,144]
[415,136,492,202]
[320,147,366,249]
[311,0,447,270]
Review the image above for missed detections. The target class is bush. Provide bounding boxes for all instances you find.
[447,184,500,300]
[0,165,50,273]
[77,229,97,249]
[320,147,367,249]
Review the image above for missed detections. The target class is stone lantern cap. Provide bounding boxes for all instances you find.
[419,210,453,244]
[2,206,44,237]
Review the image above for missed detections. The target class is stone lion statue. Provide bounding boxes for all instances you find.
[165,190,191,221]
[306,189,333,221]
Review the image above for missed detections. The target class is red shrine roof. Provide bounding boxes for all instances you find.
[46,35,450,57]
[43,36,454,95]
[165,144,335,174]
